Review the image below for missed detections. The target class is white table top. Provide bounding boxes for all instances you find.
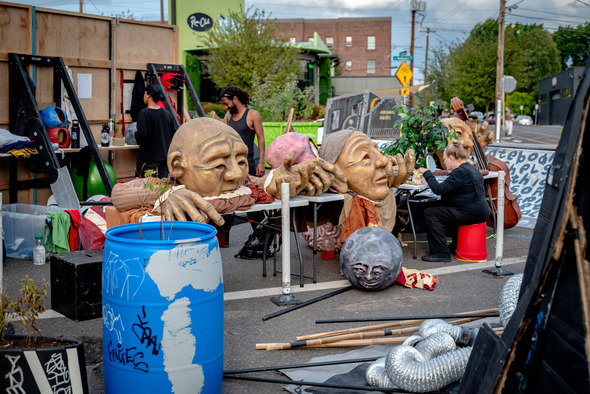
[296,192,345,203]
[237,195,310,213]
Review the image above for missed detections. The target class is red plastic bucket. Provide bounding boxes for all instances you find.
[456,222,487,262]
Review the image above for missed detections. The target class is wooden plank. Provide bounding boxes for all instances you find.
[36,11,111,61]
[0,4,33,56]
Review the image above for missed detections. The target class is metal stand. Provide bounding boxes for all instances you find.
[484,171,514,277]
[270,183,301,306]
[146,63,206,129]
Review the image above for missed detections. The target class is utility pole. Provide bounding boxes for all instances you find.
[421,27,433,109]
[161,0,165,23]
[79,0,83,13]
[409,1,426,107]
[495,0,506,143]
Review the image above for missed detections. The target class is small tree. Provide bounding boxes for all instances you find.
[203,6,300,92]
[250,72,315,121]
[1,276,49,345]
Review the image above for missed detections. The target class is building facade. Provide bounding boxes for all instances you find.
[538,67,585,125]
[276,17,392,77]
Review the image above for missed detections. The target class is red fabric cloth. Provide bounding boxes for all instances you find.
[80,197,111,250]
[65,209,82,252]
[246,184,275,204]
[341,196,382,243]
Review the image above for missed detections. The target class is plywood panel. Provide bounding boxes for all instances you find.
[35,12,110,62]
[0,4,32,59]
[115,21,176,65]
[0,62,9,125]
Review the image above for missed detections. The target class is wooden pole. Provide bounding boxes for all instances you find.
[259,317,484,351]
[284,108,295,134]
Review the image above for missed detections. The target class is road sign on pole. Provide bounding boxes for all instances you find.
[395,61,413,88]
[401,88,410,95]
[501,76,517,93]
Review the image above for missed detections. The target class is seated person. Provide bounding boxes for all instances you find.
[415,140,489,262]
[109,118,347,242]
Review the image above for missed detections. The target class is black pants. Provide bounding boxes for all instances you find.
[423,202,489,255]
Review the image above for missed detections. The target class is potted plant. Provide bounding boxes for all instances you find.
[0,276,89,393]
[382,104,456,168]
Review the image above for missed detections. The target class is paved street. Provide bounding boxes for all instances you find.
[3,214,535,393]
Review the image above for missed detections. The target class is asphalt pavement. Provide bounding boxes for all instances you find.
[2,215,535,393]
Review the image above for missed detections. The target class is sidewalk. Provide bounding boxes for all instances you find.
[2,220,534,393]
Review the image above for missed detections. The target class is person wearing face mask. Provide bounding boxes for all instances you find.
[415,140,489,262]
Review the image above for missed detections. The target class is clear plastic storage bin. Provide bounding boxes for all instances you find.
[2,203,61,260]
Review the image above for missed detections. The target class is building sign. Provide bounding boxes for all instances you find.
[187,13,213,32]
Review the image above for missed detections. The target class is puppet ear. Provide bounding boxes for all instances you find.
[168,150,185,180]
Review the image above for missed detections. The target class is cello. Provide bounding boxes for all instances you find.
[452,98,521,229]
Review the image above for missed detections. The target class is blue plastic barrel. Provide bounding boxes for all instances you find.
[102,221,223,393]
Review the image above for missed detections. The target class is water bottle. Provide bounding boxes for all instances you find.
[321,231,335,260]
[101,124,110,147]
[70,120,80,149]
[33,236,46,266]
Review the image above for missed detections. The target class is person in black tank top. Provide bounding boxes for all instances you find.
[219,85,268,254]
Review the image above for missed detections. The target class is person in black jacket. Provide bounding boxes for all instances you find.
[135,84,178,178]
[416,140,489,262]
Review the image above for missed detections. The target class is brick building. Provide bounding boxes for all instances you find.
[276,17,392,77]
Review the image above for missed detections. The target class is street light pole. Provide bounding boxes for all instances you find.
[410,8,416,107]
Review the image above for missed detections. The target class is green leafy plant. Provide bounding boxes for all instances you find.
[1,276,49,345]
[382,104,456,168]
[140,170,174,240]
[250,72,316,122]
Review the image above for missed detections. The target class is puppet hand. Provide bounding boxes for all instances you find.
[161,188,224,226]
[292,157,348,196]
[387,149,415,188]
[266,156,348,198]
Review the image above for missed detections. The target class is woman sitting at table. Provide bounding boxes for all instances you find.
[416,140,489,262]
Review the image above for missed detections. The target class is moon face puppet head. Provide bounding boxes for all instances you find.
[340,226,403,291]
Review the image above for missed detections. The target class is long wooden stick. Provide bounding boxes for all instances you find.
[284,108,295,134]
[260,317,481,351]
[316,308,500,324]
[301,308,499,341]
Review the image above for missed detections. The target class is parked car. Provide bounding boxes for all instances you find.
[515,115,533,126]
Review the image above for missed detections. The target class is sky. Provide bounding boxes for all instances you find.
[8,0,590,84]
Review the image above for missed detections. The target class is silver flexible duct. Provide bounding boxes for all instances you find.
[418,318,463,341]
[499,273,523,327]
[414,332,457,360]
[385,344,472,393]
[365,357,396,388]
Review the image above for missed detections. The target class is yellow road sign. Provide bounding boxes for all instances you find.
[395,61,413,88]
[400,88,410,95]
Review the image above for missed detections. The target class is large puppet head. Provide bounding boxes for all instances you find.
[340,226,403,291]
[167,118,249,197]
[441,117,473,151]
[319,130,390,201]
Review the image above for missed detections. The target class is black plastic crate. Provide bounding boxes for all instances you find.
[50,249,103,321]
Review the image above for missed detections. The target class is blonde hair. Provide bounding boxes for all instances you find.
[444,139,469,161]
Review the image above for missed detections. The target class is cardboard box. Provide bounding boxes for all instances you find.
[50,249,103,321]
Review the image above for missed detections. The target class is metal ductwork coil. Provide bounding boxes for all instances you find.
[499,273,524,327]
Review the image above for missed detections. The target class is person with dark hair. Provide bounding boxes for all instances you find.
[219,85,267,250]
[415,140,489,262]
[135,84,178,178]
[219,84,266,176]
